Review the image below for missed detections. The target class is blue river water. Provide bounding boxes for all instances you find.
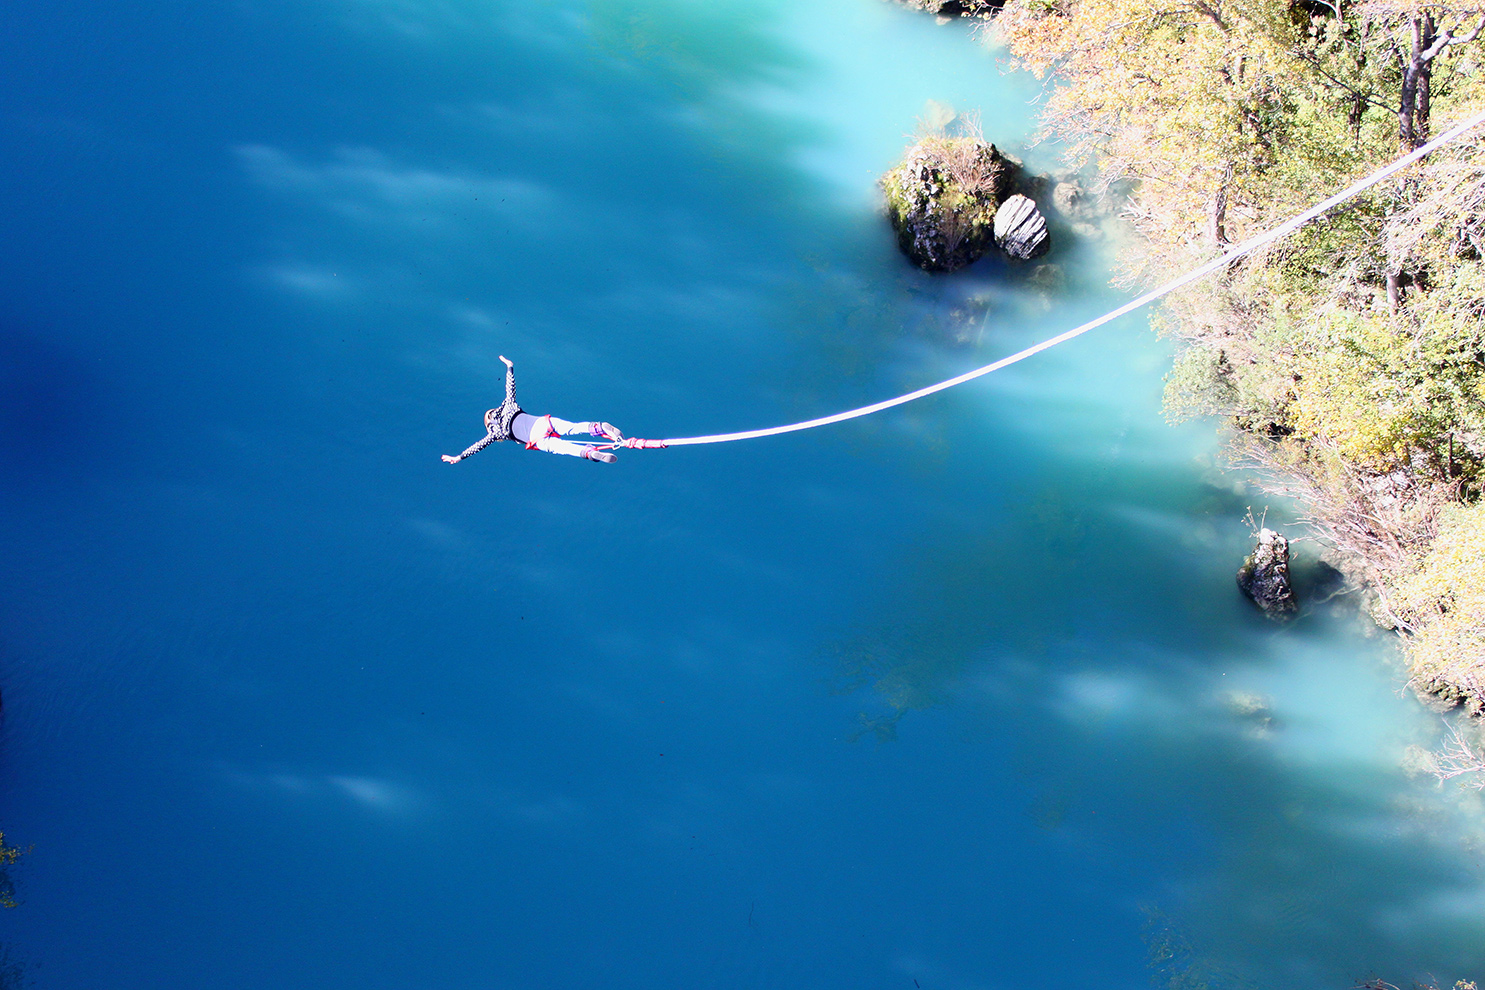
[2,1,1484,987]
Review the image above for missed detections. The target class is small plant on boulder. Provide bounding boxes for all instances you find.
[881,111,1015,273]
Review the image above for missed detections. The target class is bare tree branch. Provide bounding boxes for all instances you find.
[1429,722,1485,788]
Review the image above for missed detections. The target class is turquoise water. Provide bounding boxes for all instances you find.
[2,1,1483,987]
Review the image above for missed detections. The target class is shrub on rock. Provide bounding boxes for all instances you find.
[895,0,1000,16]
[1237,528,1298,618]
[882,136,1013,273]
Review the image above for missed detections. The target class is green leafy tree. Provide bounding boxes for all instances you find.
[992,0,1485,707]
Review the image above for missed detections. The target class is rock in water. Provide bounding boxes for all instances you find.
[1237,528,1298,617]
[993,194,1051,260]
[881,137,1012,273]
[894,0,999,16]
[1051,180,1093,220]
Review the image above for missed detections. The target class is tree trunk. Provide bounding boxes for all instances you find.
[1418,41,1433,144]
[1399,13,1437,152]
[1348,89,1365,139]
[1399,63,1419,150]
[1207,173,1230,246]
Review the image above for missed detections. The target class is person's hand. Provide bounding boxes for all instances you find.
[499,355,513,369]
[441,455,459,464]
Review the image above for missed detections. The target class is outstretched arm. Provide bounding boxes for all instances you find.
[499,355,516,408]
[442,432,497,464]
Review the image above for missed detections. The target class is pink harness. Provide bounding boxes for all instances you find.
[523,414,559,451]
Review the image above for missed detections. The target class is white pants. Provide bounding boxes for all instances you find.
[512,413,601,457]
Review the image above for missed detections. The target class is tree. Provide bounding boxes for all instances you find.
[1374,4,1485,150]
[992,0,1485,710]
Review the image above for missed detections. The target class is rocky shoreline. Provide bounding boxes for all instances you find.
[888,0,1485,725]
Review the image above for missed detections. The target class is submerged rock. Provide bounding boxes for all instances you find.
[1224,690,1276,735]
[1027,263,1064,293]
[1051,180,1096,221]
[920,293,994,346]
[993,194,1051,261]
[882,137,1014,273]
[1237,528,1298,617]
[1013,170,1049,202]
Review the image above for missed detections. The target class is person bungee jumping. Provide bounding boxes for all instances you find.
[442,355,625,465]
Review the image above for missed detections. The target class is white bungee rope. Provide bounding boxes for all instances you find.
[605,108,1485,451]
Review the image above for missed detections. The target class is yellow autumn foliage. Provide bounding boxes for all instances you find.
[992,0,1485,710]
[994,0,1334,250]
[1394,502,1485,708]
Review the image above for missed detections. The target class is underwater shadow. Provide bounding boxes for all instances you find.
[0,322,122,483]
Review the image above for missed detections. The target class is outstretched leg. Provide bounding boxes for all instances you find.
[543,416,623,440]
[526,415,623,444]
[515,414,618,462]
[531,435,615,462]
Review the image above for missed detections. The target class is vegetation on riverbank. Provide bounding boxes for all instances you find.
[990,0,1485,716]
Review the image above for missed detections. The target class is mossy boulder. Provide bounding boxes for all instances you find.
[882,137,1014,273]
[1237,528,1298,618]
[895,0,1000,15]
